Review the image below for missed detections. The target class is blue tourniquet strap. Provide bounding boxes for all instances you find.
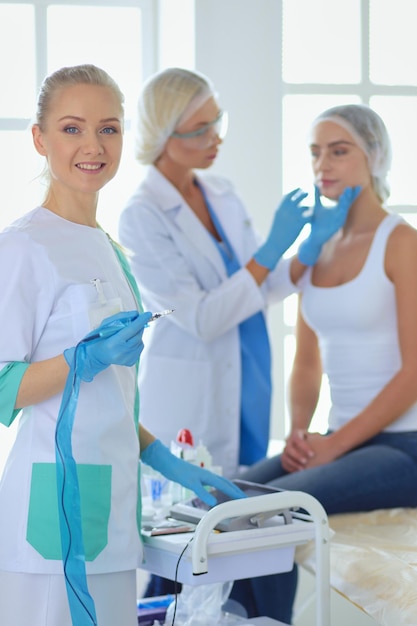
[55,343,98,626]
[55,313,142,626]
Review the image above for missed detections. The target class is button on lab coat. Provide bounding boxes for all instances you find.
[119,166,296,477]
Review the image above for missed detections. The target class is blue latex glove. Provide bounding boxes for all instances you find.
[141,439,246,507]
[253,188,310,271]
[64,310,152,382]
[298,185,362,266]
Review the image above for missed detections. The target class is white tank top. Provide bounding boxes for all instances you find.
[300,213,417,432]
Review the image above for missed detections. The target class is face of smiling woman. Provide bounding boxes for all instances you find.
[32,83,123,213]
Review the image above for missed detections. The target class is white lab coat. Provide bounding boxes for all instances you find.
[0,208,142,574]
[119,166,296,477]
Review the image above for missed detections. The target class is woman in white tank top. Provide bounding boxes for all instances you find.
[240,104,417,624]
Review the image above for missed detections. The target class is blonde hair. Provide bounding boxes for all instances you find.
[135,67,215,164]
[36,64,124,131]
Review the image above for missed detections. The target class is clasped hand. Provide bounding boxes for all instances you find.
[64,310,152,382]
[282,430,340,472]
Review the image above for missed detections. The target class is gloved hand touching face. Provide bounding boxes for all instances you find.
[64,310,152,382]
[253,188,310,271]
[141,439,246,507]
[298,185,362,266]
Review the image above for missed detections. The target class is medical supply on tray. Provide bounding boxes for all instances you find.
[171,428,213,467]
[169,429,220,502]
[141,464,172,513]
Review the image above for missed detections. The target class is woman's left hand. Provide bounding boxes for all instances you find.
[303,432,340,467]
[281,430,315,473]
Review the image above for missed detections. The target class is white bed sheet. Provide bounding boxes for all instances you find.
[296,508,417,625]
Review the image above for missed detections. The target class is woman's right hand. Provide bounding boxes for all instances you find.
[64,310,152,382]
[281,429,315,473]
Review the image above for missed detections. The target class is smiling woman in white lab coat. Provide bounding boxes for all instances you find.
[0,64,246,626]
[118,67,356,621]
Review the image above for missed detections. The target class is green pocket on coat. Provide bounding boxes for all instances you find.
[26,462,112,561]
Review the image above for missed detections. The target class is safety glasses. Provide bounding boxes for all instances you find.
[171,110,228,149]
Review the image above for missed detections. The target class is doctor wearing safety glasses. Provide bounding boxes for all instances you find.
[118,67,358,622]
[170,107,229,148]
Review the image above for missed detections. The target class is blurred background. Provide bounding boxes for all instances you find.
[2,0,416,458]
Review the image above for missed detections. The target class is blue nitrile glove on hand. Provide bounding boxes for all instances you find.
[141,439,246,507]
[298,185,362,266]
[253,188,310,271]
[64,310,152,382]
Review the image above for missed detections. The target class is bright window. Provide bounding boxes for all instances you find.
[282,0,361,84]
[370,0,417,86]
[0,4,36,118]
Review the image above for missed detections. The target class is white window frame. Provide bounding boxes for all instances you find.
[0,0,157,134]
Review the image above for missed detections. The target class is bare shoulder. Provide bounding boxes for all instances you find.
[386,220,417,280]
[388,220,417,251]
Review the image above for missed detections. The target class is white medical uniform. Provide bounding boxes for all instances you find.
[0,208,143,624]
[119,166,297,478]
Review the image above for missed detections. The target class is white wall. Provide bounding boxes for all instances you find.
[194,0,283,233]
[193,0,287,438]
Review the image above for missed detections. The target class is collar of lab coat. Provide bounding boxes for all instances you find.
[146,164,234,209]
[145,165,237,277]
